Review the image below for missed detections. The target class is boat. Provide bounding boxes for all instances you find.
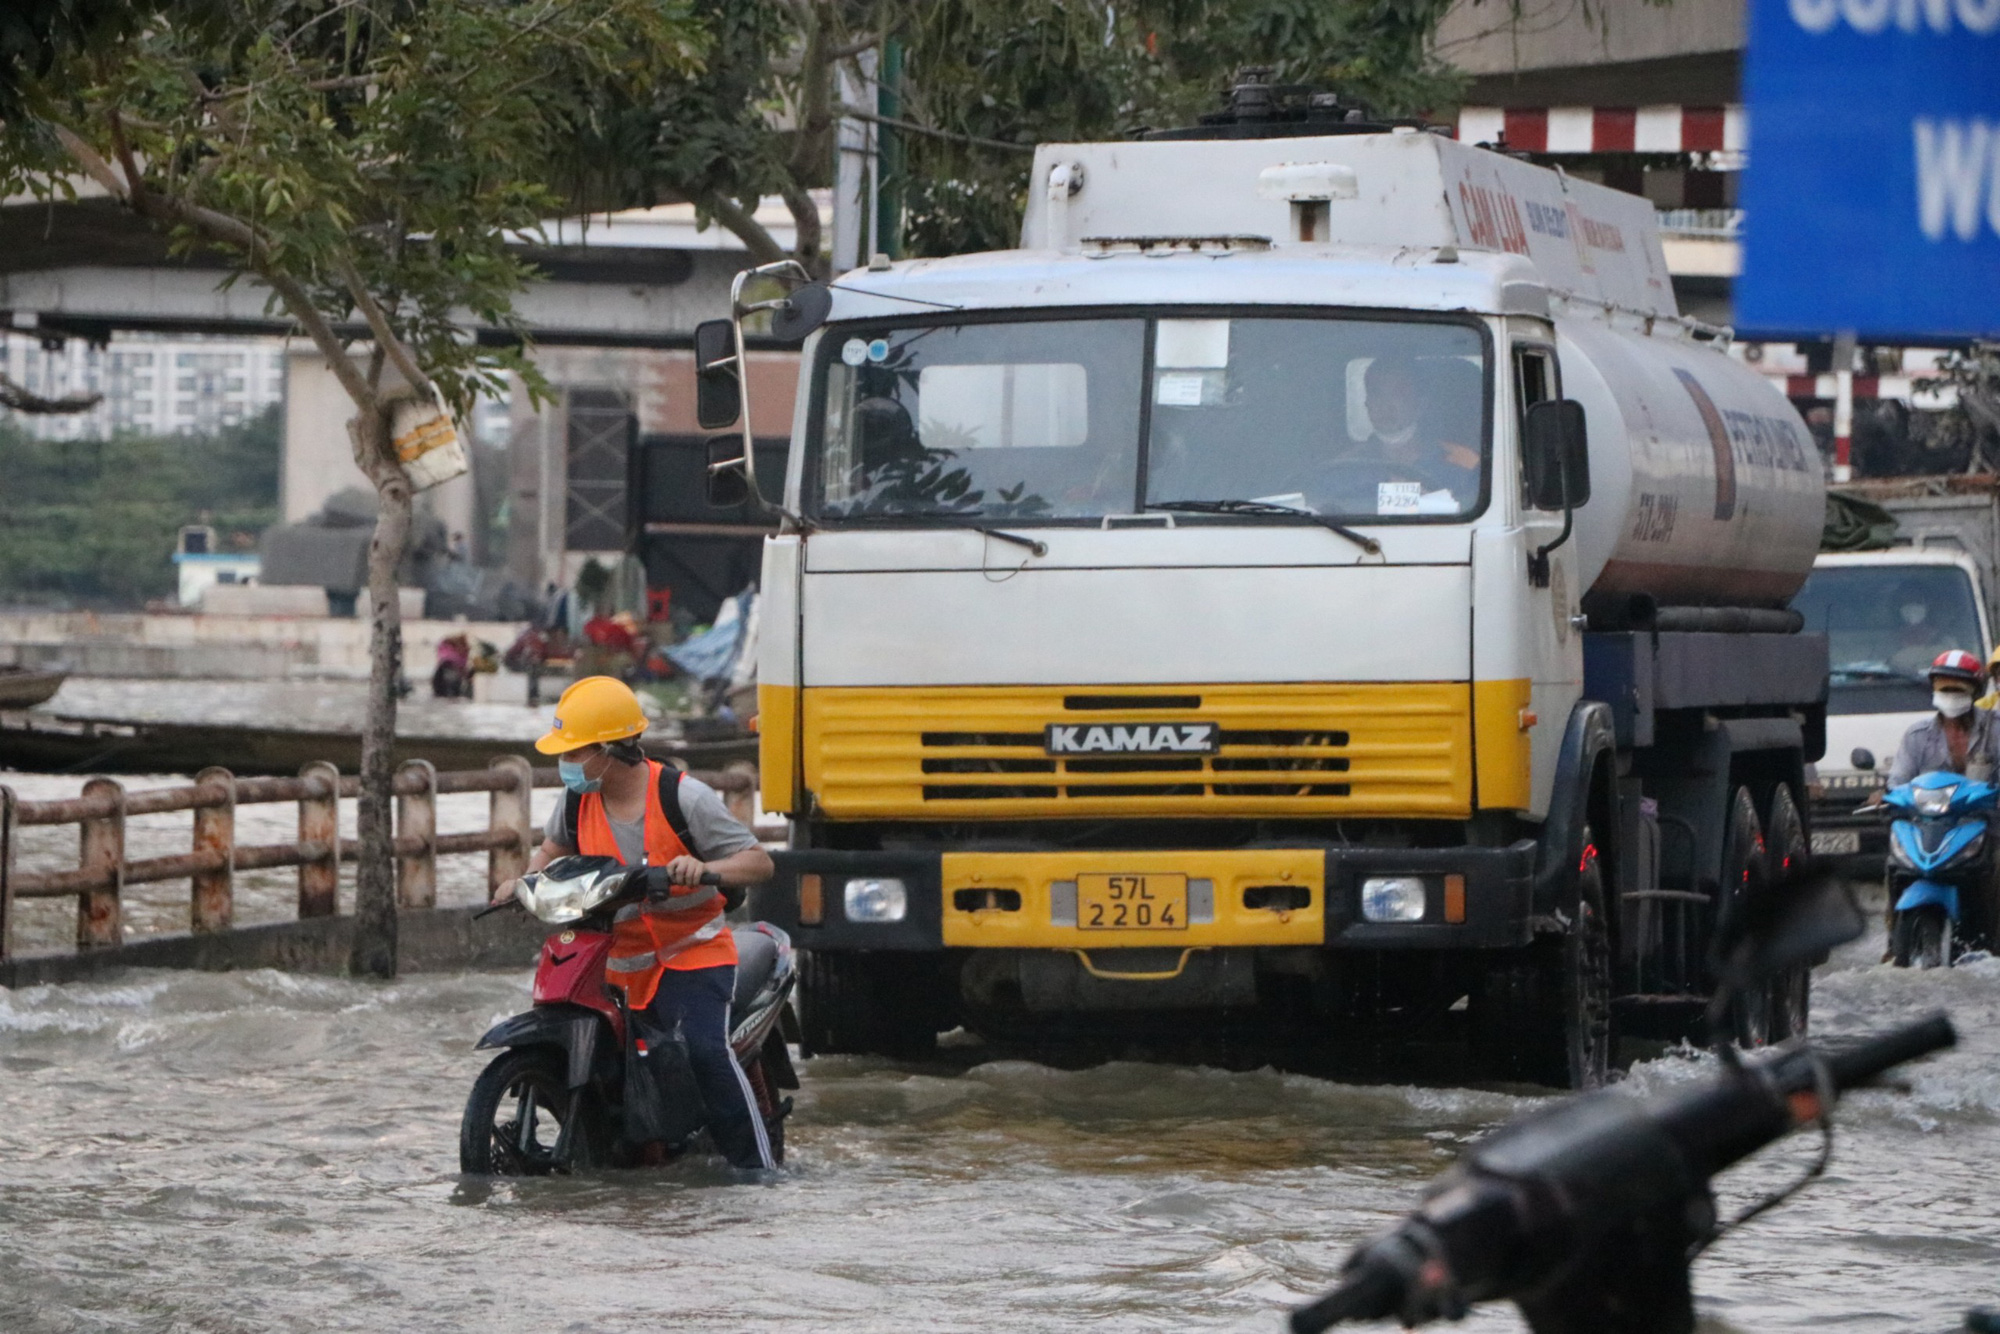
[0,707,757,777]
[0,669,65,710]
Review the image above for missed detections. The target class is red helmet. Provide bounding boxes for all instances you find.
[1930,649,1985,685]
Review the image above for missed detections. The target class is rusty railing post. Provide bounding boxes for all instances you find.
[192,766,235,933]
[396,759,438,909]
[77,776,125,951]
[0,784,15,963]
[487,755,534,895]
[298,761,341,919]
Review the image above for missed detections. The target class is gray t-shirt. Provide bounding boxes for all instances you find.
[1889,710,2000,786]
[543,772,758,865]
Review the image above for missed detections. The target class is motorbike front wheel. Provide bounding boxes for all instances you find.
[1892,906,1954,970]
[460,1046,604,1175]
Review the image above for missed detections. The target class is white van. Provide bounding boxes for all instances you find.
[1797,548,1993,854]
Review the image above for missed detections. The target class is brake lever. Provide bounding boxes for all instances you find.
[473,897,522,920]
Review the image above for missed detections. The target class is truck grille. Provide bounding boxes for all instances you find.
[803,684,1471,818]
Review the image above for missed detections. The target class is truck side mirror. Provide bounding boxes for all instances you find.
[1524,399,1590,511]
[769,282,832,342]
[694,318,741,431]
[705,434,750,510]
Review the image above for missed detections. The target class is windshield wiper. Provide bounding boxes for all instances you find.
[972,525,1048,556]
[1145,499,1381,556]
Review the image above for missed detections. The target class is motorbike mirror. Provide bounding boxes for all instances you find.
[1851,747,1876,771]
[1711,864,1864,1000]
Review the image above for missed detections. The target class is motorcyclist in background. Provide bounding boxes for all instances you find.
[1885,650,2000,788]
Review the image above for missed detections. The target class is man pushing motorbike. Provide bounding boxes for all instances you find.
[490,676,777,1170]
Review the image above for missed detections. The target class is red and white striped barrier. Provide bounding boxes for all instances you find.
[1455,105,1747,156]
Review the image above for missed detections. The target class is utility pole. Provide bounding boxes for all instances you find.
[831,49,879,274]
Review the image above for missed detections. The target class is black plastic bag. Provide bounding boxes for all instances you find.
[623,1011,706,1146]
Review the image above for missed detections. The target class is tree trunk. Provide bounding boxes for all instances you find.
[350,404,411,978]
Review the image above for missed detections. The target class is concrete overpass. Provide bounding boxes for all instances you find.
[0,187,813,594]
[0,189,800,349]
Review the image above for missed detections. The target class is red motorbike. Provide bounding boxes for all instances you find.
[459,856,799,1173]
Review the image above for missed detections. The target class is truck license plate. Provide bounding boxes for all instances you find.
[1077,874,1188,930]
[1810,829,1862,855]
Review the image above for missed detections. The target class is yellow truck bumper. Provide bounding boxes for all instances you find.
[935,849,1323,950]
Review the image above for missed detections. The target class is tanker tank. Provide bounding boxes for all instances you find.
[1560,317,1824,613]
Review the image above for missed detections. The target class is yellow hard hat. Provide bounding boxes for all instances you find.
[535,676,647,754]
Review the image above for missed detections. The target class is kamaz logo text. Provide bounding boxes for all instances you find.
[1044,723,1218,755]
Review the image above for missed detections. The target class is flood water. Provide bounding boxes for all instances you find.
[4,682,1998,1331]
[1,921,1996,1331]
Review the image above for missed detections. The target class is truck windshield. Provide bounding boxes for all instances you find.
[1791,563,1986,715]
[810,314,1487,523]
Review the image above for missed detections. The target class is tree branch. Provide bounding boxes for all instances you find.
[49,121,377,414]
[334,253,432,399]
[703,193,787,265]
[786,9,834,184]
[0,375,103,415]
[778,179,823,272]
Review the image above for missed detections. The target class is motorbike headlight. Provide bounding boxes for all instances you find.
[1888,835,1918,870]
[517,872,598,924]
[844,878,908,923]
[1361,876,1428,923]
[1915,785,1957,816]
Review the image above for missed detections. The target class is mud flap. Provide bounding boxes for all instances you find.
[761,1026,801,1091]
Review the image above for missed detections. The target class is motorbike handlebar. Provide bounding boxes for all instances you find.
[641,866,727,897]
[1290,1013,1956,1334]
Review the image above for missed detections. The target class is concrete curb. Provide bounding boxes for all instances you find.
[0,905,547,988]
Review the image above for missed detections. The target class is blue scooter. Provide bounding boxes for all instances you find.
[1878,769,1999,968]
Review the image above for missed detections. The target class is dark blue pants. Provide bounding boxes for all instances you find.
[644,964,773,1169]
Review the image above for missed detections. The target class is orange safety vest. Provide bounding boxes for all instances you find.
[576,761,736,1010]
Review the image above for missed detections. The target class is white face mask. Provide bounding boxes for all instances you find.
[1935,690,1975,718]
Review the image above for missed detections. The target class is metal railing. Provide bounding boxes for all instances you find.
[1656,207,1742,240]
[0,759,756,962]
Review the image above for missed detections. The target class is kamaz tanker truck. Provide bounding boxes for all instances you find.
[696,89,1828,1087]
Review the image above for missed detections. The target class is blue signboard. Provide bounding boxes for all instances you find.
[1737,0,2000,339]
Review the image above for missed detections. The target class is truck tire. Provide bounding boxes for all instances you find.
[1473,830,1612,1089]
[1763,783,1811,1041]
[1721,786,1774,1048]
[796,951,938,1059]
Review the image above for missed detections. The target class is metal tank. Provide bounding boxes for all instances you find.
[1557,316,1825,612]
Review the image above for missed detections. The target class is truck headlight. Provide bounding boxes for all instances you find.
[1361,876,1427,923]
[844,878,908,923]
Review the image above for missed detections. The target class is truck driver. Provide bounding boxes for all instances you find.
[1331,354,1481,511]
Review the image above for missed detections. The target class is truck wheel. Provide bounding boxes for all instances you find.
[1763,784,1811,1040]
[797,951,938,1059]
[1722,786,1774,1048]
[1473,831,1612,1089]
